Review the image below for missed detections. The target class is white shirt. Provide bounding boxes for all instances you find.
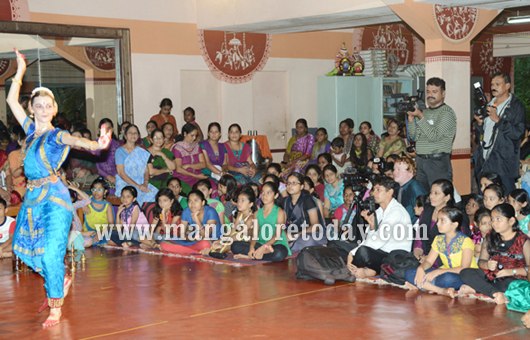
[350,198,412,256]
[0,216,16,243]
[483,94,511,160]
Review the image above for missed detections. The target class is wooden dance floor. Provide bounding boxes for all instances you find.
[1,248,528,339]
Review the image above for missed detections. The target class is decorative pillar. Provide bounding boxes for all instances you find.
[389,1,499,194]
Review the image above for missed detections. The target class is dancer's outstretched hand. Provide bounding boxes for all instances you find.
[14,48,26,71]
[97,126,112,150]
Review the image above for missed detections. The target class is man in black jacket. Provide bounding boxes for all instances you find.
[474,72,526,194]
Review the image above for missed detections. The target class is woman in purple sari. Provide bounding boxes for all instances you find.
[93,118,120,194]
[200,122,227,179]
[172,123,207,194]
[282,118,315,175]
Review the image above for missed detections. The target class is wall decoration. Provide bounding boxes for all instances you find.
[471,33,511,93]
[198,30,271,83]
[359,24,415,66]
[0,59,10,77]
[84,47,116,71]
[434,5,478,42]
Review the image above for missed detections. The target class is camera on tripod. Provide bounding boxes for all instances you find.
[473,82,490,119]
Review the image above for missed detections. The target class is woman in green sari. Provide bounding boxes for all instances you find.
[147,129,175,189]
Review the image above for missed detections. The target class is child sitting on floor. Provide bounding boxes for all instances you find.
[194,179,225,225]
[459,203,530,305]
[404,207,478,298]
[152,188,181,246]
[231,182,290,262]
[0,197,16,258]
[109,186,150,248]
[508,189,530,236]
[83,177,114,246]
[472,208,492,258]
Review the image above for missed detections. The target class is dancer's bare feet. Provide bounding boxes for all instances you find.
[457,284,476,295]
[42,308,61,328]
[492,292,508,305]
[38,276,72,314]
[64,275,72,298]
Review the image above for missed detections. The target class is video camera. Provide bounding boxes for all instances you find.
[372,157,393,173]
[391,90,427,113]
[342,168,379,215]
[473,82,489,119]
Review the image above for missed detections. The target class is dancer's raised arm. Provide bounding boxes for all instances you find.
[6,49,28,127]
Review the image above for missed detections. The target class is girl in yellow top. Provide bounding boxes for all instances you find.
[405,207,477,297]
[83,177,114,245]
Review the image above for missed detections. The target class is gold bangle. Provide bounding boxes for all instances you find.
[11,78,22,86]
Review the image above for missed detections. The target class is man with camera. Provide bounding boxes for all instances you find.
[473,73,526,194]
[407,77,457,191]
[346,177,411,279]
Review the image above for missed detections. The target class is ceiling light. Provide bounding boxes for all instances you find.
[507,15,530,24]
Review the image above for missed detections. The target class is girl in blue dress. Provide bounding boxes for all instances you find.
[7,50,111,328]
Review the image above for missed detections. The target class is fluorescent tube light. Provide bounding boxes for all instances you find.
[507,15,530,24]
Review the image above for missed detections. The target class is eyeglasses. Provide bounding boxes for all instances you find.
[91,188,105,193]
[286,182,301,186]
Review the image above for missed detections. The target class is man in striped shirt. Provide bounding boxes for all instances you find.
[406,77,457,191]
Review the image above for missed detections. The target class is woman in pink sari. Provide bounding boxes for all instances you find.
[224,123,261,184]
[172,123,207,194]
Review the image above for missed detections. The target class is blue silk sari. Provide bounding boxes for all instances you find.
[13,117,74,304]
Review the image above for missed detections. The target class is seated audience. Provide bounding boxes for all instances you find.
[147,128,175,189]
[142,120,158,148]
[359,121,380,157]
[232,183,290,262]
[115,124,157,205]
[225,123,260,184]
[283,172,326,253]
[347,176,412,279]
[194,179,225,225]
[393,156,427,222]
[472,208,492,258]
[330,137,349,174]
[200,122,227,180]
[282,119,315,174]
[109,186,150,248]
[508,189,530,235]
[172,123,208,193]
[322,164,344,218]
[183,106,204,141]
[305,164,325,201]
[309,128,330,165]
[377,118,406,158]
[150,98,178,135]
[218,174,238,223]
[413,179,470,264]
[405,207,478,297]
[83,177,114,246]
[483,184,505,210]
[160,189,221,254]
[167,177,188,209]
[349,133,372,170]
[0,198,16,258]
[151,188,182,245]
[460,203,530,304]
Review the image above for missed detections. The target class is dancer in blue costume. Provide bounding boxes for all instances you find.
[6,50,111,328]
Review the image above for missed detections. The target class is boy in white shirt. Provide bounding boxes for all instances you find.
[0,198,16,258]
